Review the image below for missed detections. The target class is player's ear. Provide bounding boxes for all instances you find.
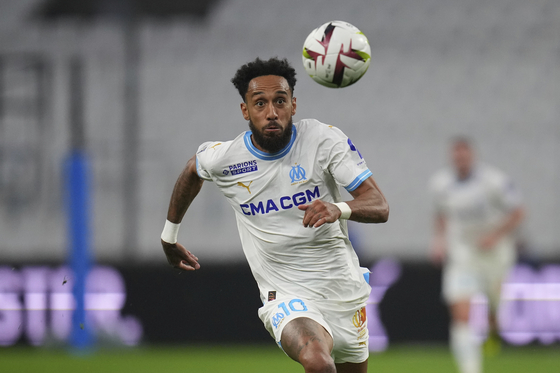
[240,102,250,121]
[291,97,297,116]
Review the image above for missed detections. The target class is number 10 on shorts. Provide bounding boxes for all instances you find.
[272,299,308,329]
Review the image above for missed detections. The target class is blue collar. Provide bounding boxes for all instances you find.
[243,125,297,161]
[455,167,478,184]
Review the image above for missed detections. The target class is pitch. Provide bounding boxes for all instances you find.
[1,344,558,373]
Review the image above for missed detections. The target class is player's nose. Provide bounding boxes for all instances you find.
[266,105,278,120]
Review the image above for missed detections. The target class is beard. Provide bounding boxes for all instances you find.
[249,118,293,153]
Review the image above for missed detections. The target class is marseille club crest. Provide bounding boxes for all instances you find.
[290,164,307,183]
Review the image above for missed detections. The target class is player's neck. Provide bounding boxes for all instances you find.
[456,168,473,181]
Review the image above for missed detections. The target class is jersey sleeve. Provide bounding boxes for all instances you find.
[325,126,372,192]
[195,141,217,181]
[429,171,448,215]
[488,170,523,211]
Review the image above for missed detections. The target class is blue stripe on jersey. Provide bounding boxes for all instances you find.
[243,125,297,161]
[345,169,372,191]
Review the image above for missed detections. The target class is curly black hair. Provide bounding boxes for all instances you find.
[231,57,297,101]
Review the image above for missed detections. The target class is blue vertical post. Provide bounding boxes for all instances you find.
[66,56,93,351]
[66,151,93,350]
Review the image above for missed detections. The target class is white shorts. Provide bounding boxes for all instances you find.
[258,296,369,364]
[443,258,514,310]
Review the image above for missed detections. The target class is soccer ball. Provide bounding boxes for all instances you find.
[302,21,371,88]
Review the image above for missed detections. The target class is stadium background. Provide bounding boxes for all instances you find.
[0,0,559,370]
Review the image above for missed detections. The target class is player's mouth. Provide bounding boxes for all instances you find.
[263,123,282,134]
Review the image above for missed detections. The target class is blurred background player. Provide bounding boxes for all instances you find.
[429,137,525,373]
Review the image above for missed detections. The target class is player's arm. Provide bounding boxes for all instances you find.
[347,176,389,223]
[478,206,525,250]
[431,212,447,264]
[479,176,525,250]
[160,154,203,271]
[299,176,389,228]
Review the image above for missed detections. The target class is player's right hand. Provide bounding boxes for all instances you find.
[161,240,200,271]
[298,199,340,228]
[430,238,446,266]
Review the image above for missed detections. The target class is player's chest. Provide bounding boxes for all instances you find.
[445,183,491,219]
[215,154,322,200]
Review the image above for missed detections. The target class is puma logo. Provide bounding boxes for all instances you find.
[210,143,222,150]
[237,181,253,194]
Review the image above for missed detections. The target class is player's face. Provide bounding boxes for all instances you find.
[452,141,474,179]
[240,75,297,153]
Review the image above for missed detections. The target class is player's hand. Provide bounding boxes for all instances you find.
[478,233,500,251]
[430,237,446,265]
[298,200,341,228]
[161,240,200,271]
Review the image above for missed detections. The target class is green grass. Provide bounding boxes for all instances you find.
[372,345,560,372]
[0,344,559,373]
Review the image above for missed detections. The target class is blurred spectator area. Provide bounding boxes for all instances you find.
[0,0,558,262]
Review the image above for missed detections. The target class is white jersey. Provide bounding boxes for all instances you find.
[196,118,372,304]
[429,164,522,265]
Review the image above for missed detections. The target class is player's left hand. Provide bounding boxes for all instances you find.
[299,200,342,228]
[478,233,500,251]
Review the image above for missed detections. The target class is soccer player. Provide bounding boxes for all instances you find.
[160,57,389,373]
[430,138,525,373]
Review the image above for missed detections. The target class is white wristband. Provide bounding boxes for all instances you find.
[333,202,352,220]
[161,220,180,244]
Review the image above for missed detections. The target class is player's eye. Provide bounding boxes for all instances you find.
[256,101,265,107]
[276,98,285,104]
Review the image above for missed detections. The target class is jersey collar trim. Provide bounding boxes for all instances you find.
[454,166,478,184]
[243,125,297,161]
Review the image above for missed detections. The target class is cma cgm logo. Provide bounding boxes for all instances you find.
[0,265,143,346]
[240,186,320,216]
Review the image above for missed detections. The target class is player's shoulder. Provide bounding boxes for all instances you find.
[196,140,229,160]
[296,118,348,141]
[196,132,245,162]
[429,168,455,191]
[477,164,508,181]
[477,164,511,188]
